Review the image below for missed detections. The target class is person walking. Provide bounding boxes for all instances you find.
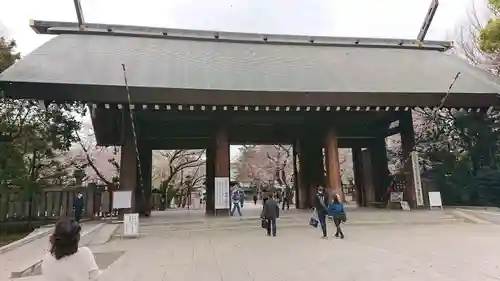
[329,194,346,239]
[42,218,101,281]
[73,193,84,223]
[253,194,258,205]
[261,194,280,236]
[262,189,269,206]
[281,188,290,210]
[239,188,245,208]
[314,185,330,239]
[230,189,242,217]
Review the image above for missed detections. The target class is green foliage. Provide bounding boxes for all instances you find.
[415,110,500,206]
[0,37,86,199]
[479,18,500,53]
[0,37,20,73]
[479,0,500,53]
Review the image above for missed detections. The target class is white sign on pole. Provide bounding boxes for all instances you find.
[123,213,139,238]
[428,192,443,210]
[112,191,132,209]
[410,151,424,207]
[400,201,411,211]
[390,192,403,203]
[214,177,230,209]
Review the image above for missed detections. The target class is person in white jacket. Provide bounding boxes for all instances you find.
[42,218,101,280]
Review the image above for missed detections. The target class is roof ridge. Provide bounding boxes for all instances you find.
[30,20,452,52]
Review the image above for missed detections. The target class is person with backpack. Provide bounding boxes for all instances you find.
[230,189,242,217]
[328,194,346,239]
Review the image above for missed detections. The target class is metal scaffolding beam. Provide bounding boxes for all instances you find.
[73,0,86,29]
[417,0,439,42]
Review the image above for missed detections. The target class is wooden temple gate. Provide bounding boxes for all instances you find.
[0,21,497,217]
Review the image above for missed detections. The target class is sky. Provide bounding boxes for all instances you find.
[0,0,481,55]
[0,0,485,158]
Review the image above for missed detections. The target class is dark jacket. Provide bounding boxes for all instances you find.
[314,192,329,213]
[261,198,280,220]
[74,196,84,212]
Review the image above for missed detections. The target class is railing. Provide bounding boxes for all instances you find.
[0,184,113,222]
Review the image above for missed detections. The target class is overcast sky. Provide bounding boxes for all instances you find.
[0,0,484,158]
[0,0,480,55]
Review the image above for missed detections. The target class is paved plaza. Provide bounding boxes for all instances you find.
[93,214,500,280]
[4,208,500,281]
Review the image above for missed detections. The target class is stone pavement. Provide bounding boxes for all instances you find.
[90,221,500,281]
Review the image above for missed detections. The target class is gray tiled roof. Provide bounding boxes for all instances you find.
[1,34,500,94]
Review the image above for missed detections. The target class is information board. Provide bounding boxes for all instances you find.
[112,191,132,209]
[123,213,139,238]
[214,177,230,209]
[390,192,403,203]
[411,151,424,207]
[428,192,443,210]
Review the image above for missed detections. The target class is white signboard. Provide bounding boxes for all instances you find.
[390,192,404,203]
[411,151,424,207]
[123,213,139,238]
[113,191,132,209]
[400,201,411,211]
[214,177,230,209]
[428,192,443,210]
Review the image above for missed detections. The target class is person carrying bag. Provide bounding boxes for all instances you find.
[328,194,346,239]
[314,185,330,239]
[309,207,319,228]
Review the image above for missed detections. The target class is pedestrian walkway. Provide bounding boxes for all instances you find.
[94,222,500,280]
[6,208,499,280]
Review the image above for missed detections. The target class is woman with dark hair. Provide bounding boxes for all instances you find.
[42,218,101,280]
[328,194,346,239]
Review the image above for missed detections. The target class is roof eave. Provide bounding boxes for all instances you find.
[29,20,454,52]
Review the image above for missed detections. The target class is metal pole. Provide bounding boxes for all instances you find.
[73,0,86,29]
[417,0,439,42]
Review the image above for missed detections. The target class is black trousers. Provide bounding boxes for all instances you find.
[334,219,344,237]
[266,218,277,236]
[74,209,83,222]
[282,198,290,210]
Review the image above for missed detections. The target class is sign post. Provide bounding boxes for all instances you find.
[214,177,230,211]
[123,213,139,238]
[112,190,139,238]
[428,192,443,210]
[410,151,424,207]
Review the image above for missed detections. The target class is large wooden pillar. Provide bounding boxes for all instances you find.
[296,141,307,209]
[210,126,230,216]
[292,141,300,207]
[400,112,417,208]
[119,114,138,214]
[352,147,365,206]
[297,135,324,208]
[138,145,152,216]
[369,138,390,202]
[325,129,343,201]
[205,145,215,215]
[361,148,376,204]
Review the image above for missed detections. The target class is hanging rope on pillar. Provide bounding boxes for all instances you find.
[121,64,145,212]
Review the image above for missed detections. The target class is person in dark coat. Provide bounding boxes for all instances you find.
[73,193,84,223]
[261,194,280,236]
[314,185,330,239]
[281,188,291,210]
